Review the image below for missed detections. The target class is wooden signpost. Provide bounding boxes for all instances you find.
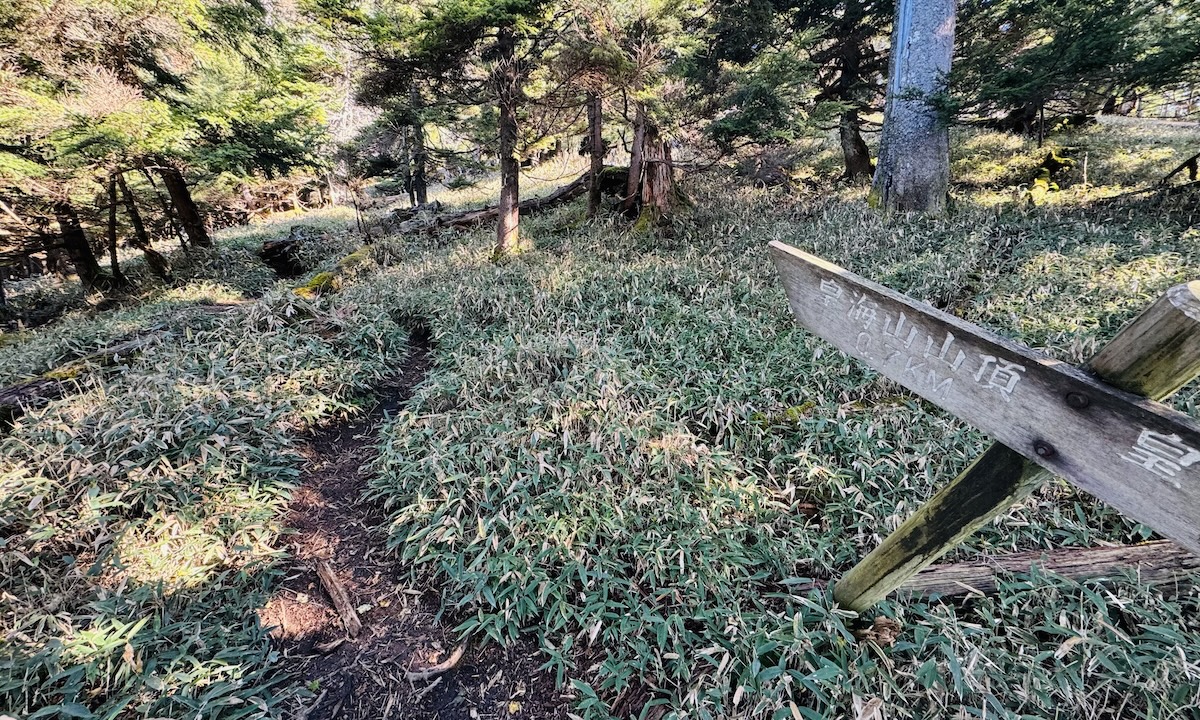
[768,240,1200,611]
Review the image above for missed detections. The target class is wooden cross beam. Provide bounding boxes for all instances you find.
[768,241,1200,611]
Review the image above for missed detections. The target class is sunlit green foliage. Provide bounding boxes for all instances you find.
[955,0,1200,131]
[0,214,407,719]
[0,0,333,289]
[2,0,1200,711]
[345,125,1200,717]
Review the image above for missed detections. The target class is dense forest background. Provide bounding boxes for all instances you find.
[3,0,1198,317]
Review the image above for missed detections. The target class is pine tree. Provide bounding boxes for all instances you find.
[954,0,1200,134]
[1,0,333,286]
[348,0,562,255]
[696,0,890,182]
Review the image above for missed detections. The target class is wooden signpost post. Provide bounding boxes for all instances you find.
[768,240,1200,611]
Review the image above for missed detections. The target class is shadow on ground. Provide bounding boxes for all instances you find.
[259,339,568,720]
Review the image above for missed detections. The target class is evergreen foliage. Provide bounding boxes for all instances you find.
[955,0,1200,132]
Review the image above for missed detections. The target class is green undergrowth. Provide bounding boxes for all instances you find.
[360,181,1200,718]
[3,122,1199,720]
[0,284,409,717]
[0,208,361,343]
[0,211,364,388]
[950,117,1200,193]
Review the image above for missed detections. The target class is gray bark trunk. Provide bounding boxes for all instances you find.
[870,0,957,213]
[158,166,211,247]
[587,91,604,218]
[495,26,521,255]
[54,204,101,289]
[398,127,416,207]
[839,110,873,183]
[105,176,126,286]
[623,103,647,215]
[140,167,186,249]
[638,121,677,224]
[410,87,429,206]
[117,172,171,280]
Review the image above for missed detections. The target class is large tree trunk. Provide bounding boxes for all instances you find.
[411,87,429,206]
[158,166,211,247]
[637,121,677,225]
[117,173,171,280]
[141,167,186,249]
[54,201,102,290]
[397,127,416,208]
[870,0,957,213]
[105,176,127,286]
[826,23,873,183]
[494,25,521,256]
[587,91,604,218]
[623,103,647,215]
[839,110,873,183]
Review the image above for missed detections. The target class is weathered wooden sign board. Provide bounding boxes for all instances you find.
[768,240,1200,604]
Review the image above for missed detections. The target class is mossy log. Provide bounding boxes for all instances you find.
[0,332,165,426]
[291,247,375,299]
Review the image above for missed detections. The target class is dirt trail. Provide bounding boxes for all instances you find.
[258,341,567,720]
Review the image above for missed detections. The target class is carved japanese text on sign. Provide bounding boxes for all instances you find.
[826,280,1028,402]
[768,241,1200,556]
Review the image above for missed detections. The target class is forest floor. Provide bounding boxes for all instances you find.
[259,341,568,720]
[3,118,1200,720]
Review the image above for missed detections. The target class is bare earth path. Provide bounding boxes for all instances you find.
[258,341,568,720]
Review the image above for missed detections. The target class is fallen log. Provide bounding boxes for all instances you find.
[378,170,596,236]
[0,332,165,426]
[901,541,1200,598]
[259,224,335,278]
[288,170,620,298]
[0,304,242,426]
[1160,150,1200,186]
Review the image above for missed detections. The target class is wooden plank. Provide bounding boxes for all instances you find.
[1087,281,1200,398]
[833,282,1200,609]
[769,241,1200,559]
[836,445,1050,609]
[901,541,1200,598]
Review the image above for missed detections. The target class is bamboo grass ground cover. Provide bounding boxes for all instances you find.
[1,282,411,717]
[363,182,1200,718]
[2,122,1200,719]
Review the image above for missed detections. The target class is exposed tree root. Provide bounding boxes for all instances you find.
[404,645,466,682]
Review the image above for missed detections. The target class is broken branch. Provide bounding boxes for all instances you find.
[315,559,362,638]
[404,645,465,681]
